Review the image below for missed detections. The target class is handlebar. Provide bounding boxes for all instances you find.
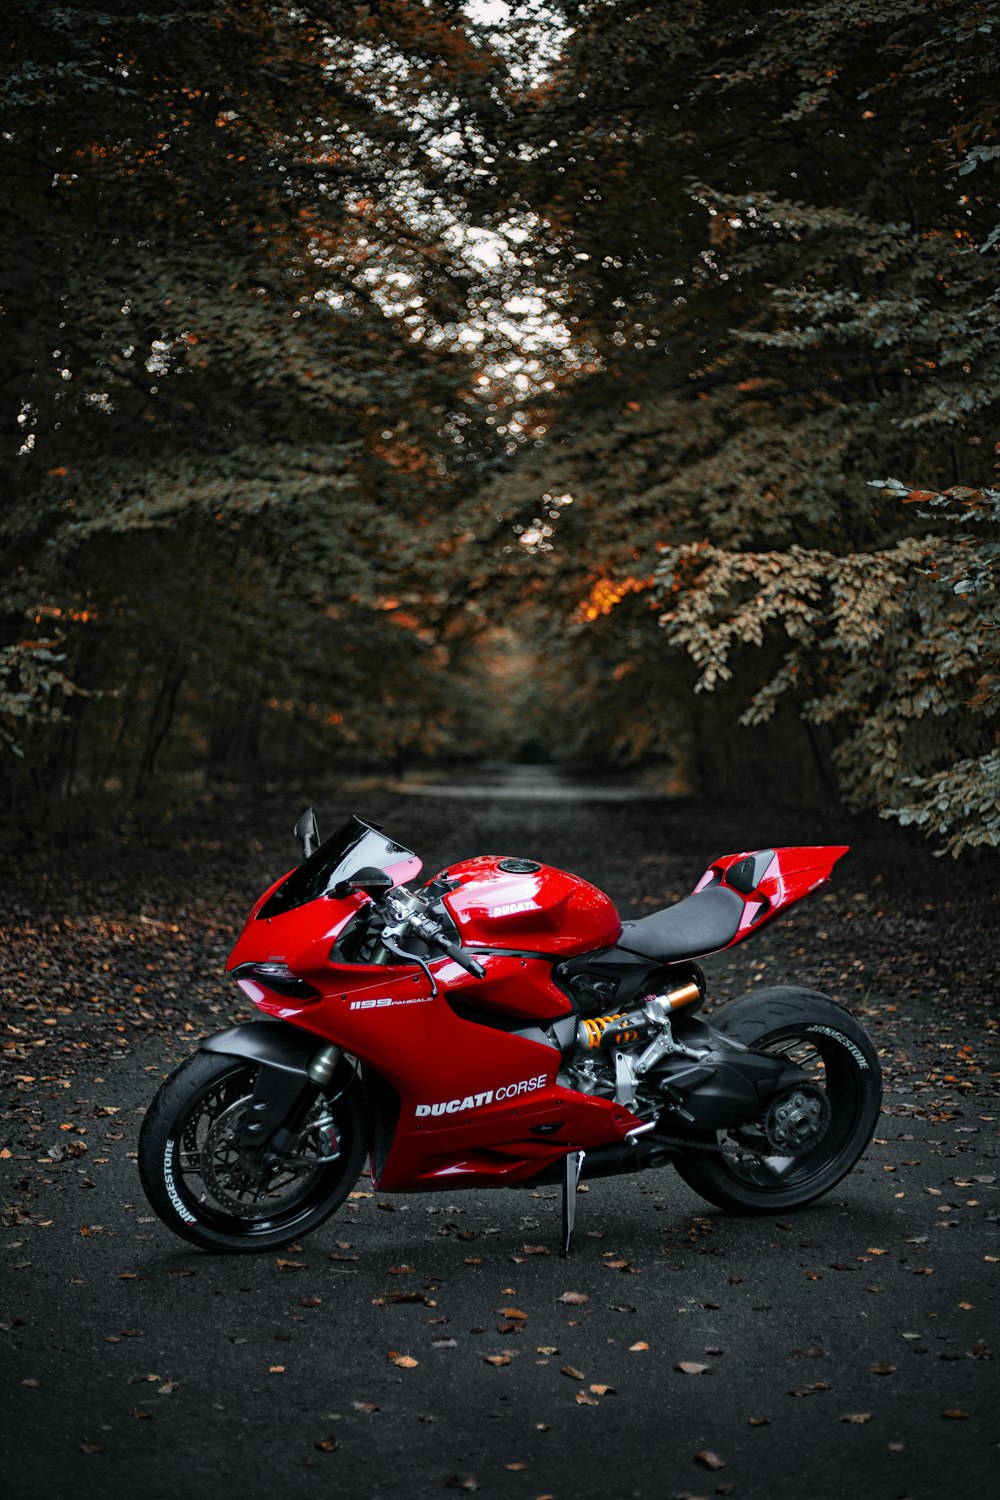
[437,938,487,980]
[409,913,486,980]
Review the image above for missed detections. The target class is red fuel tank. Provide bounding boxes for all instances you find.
[437,856,622,957]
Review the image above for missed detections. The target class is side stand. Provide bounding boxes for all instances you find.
[560,1149,586,1258]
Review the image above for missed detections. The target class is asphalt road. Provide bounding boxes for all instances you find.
[2,776,997,1500]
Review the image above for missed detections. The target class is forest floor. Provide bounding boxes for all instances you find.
[1,774,998,1500]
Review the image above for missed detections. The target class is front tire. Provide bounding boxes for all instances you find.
[674,987,882,1213]
[138,1050,368,1252]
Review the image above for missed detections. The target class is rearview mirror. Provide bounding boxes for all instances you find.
[293,806,321,861]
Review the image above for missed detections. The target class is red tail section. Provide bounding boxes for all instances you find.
[692,845,850,949]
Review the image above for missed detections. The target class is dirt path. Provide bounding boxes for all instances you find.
[1,783,997,1499]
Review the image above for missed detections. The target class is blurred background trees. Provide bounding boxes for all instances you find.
[3,1,997,852]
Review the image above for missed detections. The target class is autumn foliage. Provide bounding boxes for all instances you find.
[2,2,997,852]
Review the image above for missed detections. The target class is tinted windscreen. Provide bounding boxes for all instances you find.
[257,817,419,919]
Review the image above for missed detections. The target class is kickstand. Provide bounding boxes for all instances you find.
[560,1149,586,1258]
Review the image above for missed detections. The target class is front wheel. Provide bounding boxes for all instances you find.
[138,1050,368,1252]
[674,987,882,1213]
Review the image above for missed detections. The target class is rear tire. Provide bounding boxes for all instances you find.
[674,987,881,1213]
[138,1050,368,1252]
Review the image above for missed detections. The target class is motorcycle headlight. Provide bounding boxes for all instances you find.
[231,962,319,1002]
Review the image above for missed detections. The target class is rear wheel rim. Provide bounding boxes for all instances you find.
[717,1028,864,1195]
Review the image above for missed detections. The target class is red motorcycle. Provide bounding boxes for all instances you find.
[139,811,882,1254]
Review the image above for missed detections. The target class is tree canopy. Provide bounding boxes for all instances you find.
[482,0,999,853]
[2,1,997,852]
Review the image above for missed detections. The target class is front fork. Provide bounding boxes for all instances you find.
[247,1043,342,1170]
[200,1024,344,1175]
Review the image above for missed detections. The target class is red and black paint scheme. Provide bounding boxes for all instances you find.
[139,815,879,1256]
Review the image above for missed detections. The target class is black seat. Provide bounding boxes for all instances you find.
[617,885,745,962]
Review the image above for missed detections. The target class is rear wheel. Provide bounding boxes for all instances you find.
[674,987,881,1212]
[138,1050,368,1252]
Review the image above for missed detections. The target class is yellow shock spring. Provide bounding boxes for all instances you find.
[581,1011,629,1049]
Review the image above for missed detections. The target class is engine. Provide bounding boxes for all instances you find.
[558,978,708,1121]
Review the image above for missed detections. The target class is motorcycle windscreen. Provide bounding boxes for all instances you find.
[257,816,422,919]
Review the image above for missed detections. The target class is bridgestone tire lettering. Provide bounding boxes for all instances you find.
[163,1141,196,1224]
[806,1024,869,1068]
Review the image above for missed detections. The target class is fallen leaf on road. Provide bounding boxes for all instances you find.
[560,1365,584,1380]
[536,1346,559,1356]
[557,1292,587,1305]
[676,1361,708,1375]
[300,1296,322,1308]
[443,1475,478,1490]
[590,1384,615,1395]
[842,1413,871,1424]
[575,1390,599,1406]
[522,1245,549,1255]
[352,1399,378,1413]
[942,1410,969,1420]
[129,1408,150,1419]
[870,1364,896,1376]
[390,1354,418,1369]
[695,1450,724,1471]
[628,1341,649,1352]
[484,1355,510,1367]
[77,1440,105,1454]
[748,1417,769,1427]
[314,1436,338,1452]
[276,1259,306,1270]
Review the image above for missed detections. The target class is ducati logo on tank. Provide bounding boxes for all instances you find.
[415,1073,547,1117]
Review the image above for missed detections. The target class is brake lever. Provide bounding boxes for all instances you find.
[380,930,439,998]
